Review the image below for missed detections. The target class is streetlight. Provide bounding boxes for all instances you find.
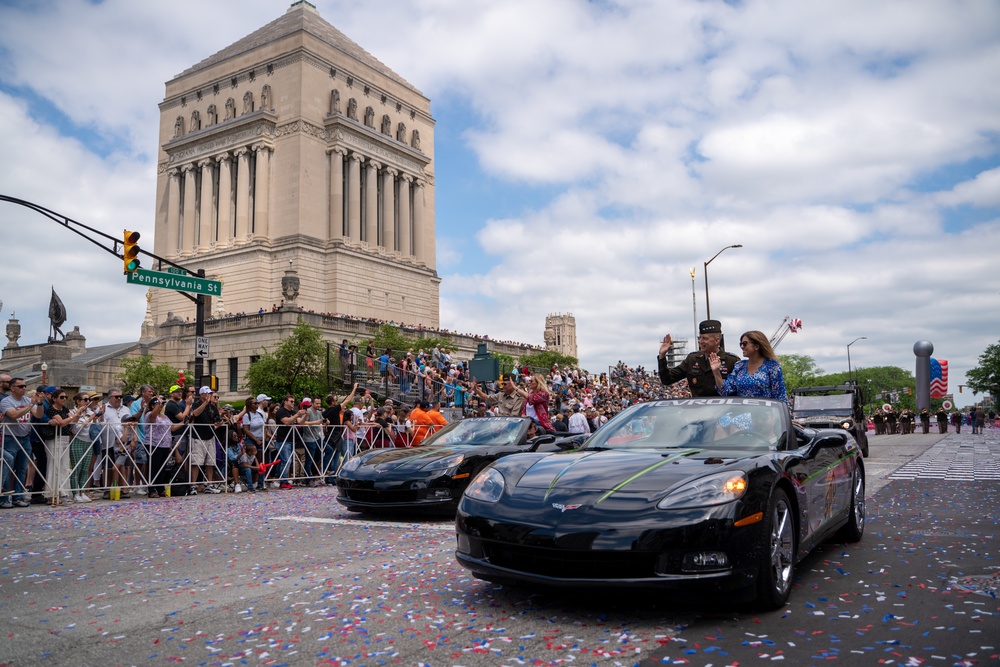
[847,336,867,384]
[689,268,697,341]
[704,245,742,321]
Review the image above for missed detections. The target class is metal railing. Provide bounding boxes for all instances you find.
[0,420,420,507]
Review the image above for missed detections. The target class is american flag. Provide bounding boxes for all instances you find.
[930,358,948,398]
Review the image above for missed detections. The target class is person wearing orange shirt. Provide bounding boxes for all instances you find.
[408,400,435,446]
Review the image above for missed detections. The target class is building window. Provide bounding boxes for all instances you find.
[229,357,239,393]
[208,359,217,378]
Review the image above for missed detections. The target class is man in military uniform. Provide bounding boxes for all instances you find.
[936,407,948,434]
[657,320,739,397]
[919,408,931,434]
[872,409,884,435]
[886,408,898,434]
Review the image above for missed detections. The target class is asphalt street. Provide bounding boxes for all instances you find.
[0,428,997,667]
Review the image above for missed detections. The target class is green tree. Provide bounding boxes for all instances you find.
[491,352,517,376]
[778,354,823,393]
[245,320,327,399]
[116,355,181,395]
[966,340,1000,398]
[517,350,578,373]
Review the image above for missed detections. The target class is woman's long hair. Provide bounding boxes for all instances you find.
[741,330,778,360]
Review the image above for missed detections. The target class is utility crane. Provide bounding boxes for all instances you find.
[769,316,802,349]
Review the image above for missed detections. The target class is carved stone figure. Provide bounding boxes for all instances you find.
[225,97,236,120]
[206,104,217,126]
[411,129,420,150]
[5,316,21,348]
[243,91,254,114]
[190,109,201,133]
[381,114,392,135]
[173,116,184,138]
[396,122,406,142]
[544,328,556,347]
[347,97,358,120]
[364,106,375,128]
[330,89,340,115]
[261,84,271,111]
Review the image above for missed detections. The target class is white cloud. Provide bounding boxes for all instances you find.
[1,0,998,407]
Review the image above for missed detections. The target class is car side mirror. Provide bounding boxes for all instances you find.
[816,434,846,449]
[528,434,556,450]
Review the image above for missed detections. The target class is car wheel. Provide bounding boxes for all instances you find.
[756,487,795,609]
[836,468,865,543]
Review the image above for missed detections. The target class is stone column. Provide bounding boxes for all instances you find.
[198,159,215,250]
[412,179,425,263]
[347,154,362,241]
[364,159,380,246]
[216,153,233,243]
[382,167,397,251]
[328,147,346,239]
[181,164,197,252]
[253,143,271,238]
[398,174,412,257]
[167,169,181,254]
[234,147,251,241]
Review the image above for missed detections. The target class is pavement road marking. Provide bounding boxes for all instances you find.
[270,515,455,531]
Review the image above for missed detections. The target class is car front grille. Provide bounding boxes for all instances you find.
[480,541,658,579]
[342,488,421,503]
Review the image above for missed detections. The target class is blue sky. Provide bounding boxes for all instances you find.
[1,0,998,406]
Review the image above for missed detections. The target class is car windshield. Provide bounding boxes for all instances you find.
[584,398,788,452]
[422,417,529,447]
[793,394,853,412]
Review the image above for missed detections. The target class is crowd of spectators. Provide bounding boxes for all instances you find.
[1,347,692,508]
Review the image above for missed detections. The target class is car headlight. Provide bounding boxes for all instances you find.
[840,419,854,430]
[340,456,364,472]
[464,467,505,503]
[424,453,465,470]
[657,471,748,510]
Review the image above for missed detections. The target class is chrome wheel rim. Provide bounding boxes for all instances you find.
[770,497,794,594]
[853,473,865,529]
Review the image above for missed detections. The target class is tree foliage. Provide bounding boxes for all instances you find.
[517,350,578,373]
[245,320,327,399]
[778,354,823,393]
[117,355,181,395]
[491,352,517,376]
[966,340,1000,398]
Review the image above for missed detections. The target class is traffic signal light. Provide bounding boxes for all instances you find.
[123,230,141,273]
[208,375,218,391]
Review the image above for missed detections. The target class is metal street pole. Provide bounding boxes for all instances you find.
[703,244,742,321]
[689,267,697,341]
[847,336,866,384]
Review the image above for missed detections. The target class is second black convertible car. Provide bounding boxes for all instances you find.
[337,416,580,514]
[455,398,865,608]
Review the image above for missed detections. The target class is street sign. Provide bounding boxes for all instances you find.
[126,268,221,296]
[196,336,210,359]
[165,267,186,275]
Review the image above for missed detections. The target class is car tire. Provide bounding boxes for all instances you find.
[835,468,865,543]
[755,487,795,610]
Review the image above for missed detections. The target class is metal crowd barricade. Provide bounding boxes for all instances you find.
[1,418,424,508]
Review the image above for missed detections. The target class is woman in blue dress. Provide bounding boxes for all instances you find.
[708,330,788,404]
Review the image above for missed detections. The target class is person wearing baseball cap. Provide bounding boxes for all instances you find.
[657,319,739,398]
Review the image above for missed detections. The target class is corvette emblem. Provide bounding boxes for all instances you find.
[552,503,582,512]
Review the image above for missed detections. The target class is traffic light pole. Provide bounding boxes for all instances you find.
[2,195,210,389]
[195,270,206,390]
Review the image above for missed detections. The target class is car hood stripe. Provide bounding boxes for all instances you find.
[593,450,701,504]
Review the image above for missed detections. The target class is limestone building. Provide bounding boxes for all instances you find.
[150,1,439,327]
[544,313,578,360]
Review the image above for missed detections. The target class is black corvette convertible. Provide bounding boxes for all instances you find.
[336,416,581,514]
[455,397,865,608]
